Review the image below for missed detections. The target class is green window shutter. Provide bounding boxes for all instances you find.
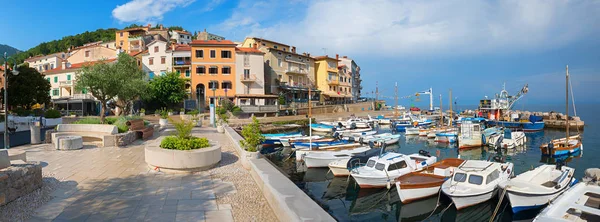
[54,77,58,83]
[67,75,71,80]
[46,78,50,82]
[185,70,190,77]
[82,88,87,94]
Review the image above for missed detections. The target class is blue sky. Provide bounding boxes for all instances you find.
[1,0,599,107]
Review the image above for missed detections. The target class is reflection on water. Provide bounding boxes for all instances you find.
[265,124,589,222]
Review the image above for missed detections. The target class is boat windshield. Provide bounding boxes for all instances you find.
[366,160,376,167]
[454,172,467,182]
[375,163,385,171]
[469,175,483,185]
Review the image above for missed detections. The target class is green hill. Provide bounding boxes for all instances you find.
[9,28,117,64]
[0,44,21,57]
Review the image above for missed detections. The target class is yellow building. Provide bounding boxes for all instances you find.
[115,26,149,53]
[314,54,352,103]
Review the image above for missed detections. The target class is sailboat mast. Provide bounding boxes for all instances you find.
[449,89,453,125]
[566,65,569,147]
[394,82,398,119]
[439,94,443,127]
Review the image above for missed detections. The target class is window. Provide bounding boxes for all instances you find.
[52,89,59,96]
[195,50,204,58]
[67,75,71,81]
[185,70,190,77]
[469,175,484,185]
[120,41,123,46]
[149,57,154,65]
[374,163,385,171]
[278,58,282,67]
[209,66,218,74]
[50,64,54,69]
[486,170,500,184]
[180,35,183,38]
[208,81,219,89]
[273,45,278,49]
[221,50,231,58]
[149,71,155,80]
[176,70,181,74]
[120,32,123,37]
[221,82,232,89]
[85,51,90,57]
[283,48,286,51]
[243,54,250,66]
[261,43,266,46]
[473,125,480,132]
[387,161,407,171]
[454,173,467,182]
[210,50,216,58]
[244,69,250,79]
[54,77,58,83]
[46,78,50,82]
[366,160,376,167]
[161,57,165,64]
[222,66,231,75]
[196,66,206,74]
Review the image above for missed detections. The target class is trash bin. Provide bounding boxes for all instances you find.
[30,125,41,145]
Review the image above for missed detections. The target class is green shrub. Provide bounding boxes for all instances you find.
[170,118,195,139]
[13,108,31,116]
[160,136,210,150]
[239,116,265,152]
[157,107,168,119]
[231,106,242,116]
[188,110,199,116]
[32,109,44,116]
[180,108,185,114]
[72,117,102,124]
[140,108,146,115]
[44,109,61,118]
[72,116,141,133]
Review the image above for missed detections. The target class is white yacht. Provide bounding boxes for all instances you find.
[350,151,437,188]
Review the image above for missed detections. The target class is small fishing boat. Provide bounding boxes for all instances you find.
[419,128,429,137]
[427,130,438,139]
[458,120,485,149]
[441,159,514,210]
[292,139,354,149]
[280,135,324,147]
[328,148,383,176]
[488,128,527,149]
[310,123,334,132]
[295,143,363,161]
[350,151,438,188]
[498,164,575,213]
[405,127,421,135]
[435,130,458,143]
[360,133,400,145]
[395,158,465,203]
[533,169,600,222]
[303,146,371,168]
[262,132,303,145]
[334,127,373,134]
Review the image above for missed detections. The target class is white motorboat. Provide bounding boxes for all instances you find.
[295,143,362,161]
[488,129,527,149]
[310,123,334,132]
[395,158,465,203]
[334,127,373,134]
[419,128,429,137]
[350,151,438,188]
[405,127,421,135]
[303,146,371,168]
[499,164,575,213]
[360,133,400,145]
[280,135,323,147]
[534,169,600,222]
[441,159,514,210]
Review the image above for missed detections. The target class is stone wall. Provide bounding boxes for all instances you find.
[0,162,42,206]
[116,131,138,147]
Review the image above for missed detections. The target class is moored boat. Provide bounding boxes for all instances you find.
[435,130,458,143]
[405,127,421,135]
[295,143,362,161]
[488,128,527,149]
[395,158,465,203]
[498,164,575,213]
[310,123,334,132]
[350,151,437,188]
[540,135,583,157]
[262,132,303,146]
[441,159,514,210]
[303,146,371,168]
[328,148,383,176]
[280,135,324,147]
[458,120,485,149]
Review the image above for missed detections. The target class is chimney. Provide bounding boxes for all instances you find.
[292,46,296,53]
[343,56,347,58]
[336,54,339,60]
[62,61,66,69]
[253,43,258,49]
[160,24,163,30]
[147,24,151,29]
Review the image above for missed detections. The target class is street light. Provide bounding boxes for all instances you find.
[210,84,216,127]
[3,52,20,149]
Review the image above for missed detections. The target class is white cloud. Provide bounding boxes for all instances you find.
[200,0,225,12]
[112,0,196,23]
[218,0,600,57]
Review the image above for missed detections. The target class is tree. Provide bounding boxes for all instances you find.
[148,72,187,108]
[239,116,265,152]
[168,26,184,31]
[112,53,147,115]
[76,53,146,123]
[0,66,50,109]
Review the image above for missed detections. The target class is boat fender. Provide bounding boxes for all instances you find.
[351,122,357,129]
[418,150,431,157]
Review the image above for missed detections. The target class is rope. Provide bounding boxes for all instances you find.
[421,188,444,221]
[490,185,509,222]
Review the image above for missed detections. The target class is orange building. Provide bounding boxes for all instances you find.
[190,40,237,112]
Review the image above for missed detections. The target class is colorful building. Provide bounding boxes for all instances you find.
[141,36,172,79]
[170,30,193,44]
[314,54,351,103]
[190,40,237,112]
[339,56,362,102]
[67,43,118,65]
[234,45,278,115]
[24,52,68,73]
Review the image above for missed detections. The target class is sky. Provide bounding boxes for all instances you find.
[0,0,599,107]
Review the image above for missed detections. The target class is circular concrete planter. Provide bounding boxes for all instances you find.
[159,118,168,126]
[145,137,221,173]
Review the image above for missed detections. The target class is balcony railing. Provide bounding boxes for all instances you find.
[173,60,191,66]
[240,105,278,113]
[241,74,257,83]
[327,79,339,85]
[286,67,308,75]
[59,80,72,87]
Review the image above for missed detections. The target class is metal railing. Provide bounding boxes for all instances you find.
[286,67,308,74]
[240,74,257,82]
[240,105,278,113]
[59,80,72,86]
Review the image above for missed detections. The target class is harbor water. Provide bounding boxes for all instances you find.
[264,104,598,221]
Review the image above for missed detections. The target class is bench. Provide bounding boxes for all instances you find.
[51,124,118,147]
[127,119,154,140]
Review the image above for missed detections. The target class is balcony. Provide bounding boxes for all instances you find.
[59,80,73,87]
[173,60,191,67]
[327,78,339,85]
[286,67,308,75]
[240,105,278,113]
[240,75,257,83]
[130,45,142,52]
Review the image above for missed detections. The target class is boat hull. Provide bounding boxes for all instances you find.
[396,183,441,204]
[304,156,346,168]
[504,186,570,213]
[328,162,350,176]
[487,120,545,132]
[445,188,498,210]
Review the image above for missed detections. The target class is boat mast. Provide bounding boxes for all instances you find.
[449,89,453,126]
[439,94,443,127]
[565,65,569,147]
[394,82,398,119]
[309,83,312,150]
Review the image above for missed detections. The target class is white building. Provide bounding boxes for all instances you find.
[170,30,193,44]
[141,37,172,80]
[234,46,278,115]
[24,52,68,73]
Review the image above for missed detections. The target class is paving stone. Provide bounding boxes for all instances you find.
[191,190,216,200]
[144,211,176,222]
[205,210,234,222]
[177,199,218,212]
[176,211,206,222]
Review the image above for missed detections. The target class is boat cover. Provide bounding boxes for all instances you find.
[346,148,383,170]
[529,115,543,122]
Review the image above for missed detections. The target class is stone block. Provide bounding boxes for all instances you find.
[0,162,42,206]
[0,150,9,170]
[55,136,83,150]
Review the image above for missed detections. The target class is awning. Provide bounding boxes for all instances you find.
[323,93,348,98]
[235,94,279,98]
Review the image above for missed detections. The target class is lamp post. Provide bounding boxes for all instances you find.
[211,85,216,127]
[3,52,20,149]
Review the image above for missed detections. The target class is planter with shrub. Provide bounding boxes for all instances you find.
[239,116,265,152]
[158,108,168,126]
[188,110,202,127]
[145,119,220,172]
[43,109,63,126]
[140,108,146,117]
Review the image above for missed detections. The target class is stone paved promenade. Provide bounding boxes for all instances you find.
[1,127,277,222]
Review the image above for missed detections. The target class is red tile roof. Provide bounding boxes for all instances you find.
[44,59,117,74]
[190,40,236,46]
[174,44,191,51]
[313,55,340,61]
[235,47,263,54]
[174,30,192,35]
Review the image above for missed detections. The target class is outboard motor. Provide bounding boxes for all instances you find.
[332,132,340,139]
[556,159,564,171]
[495,135,503,148]
[418,150,431,157]
[338,122,344,128]
[350,122,357,129]
[493,155,505,163]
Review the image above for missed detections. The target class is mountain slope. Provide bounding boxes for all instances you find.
[0,44,21,57]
